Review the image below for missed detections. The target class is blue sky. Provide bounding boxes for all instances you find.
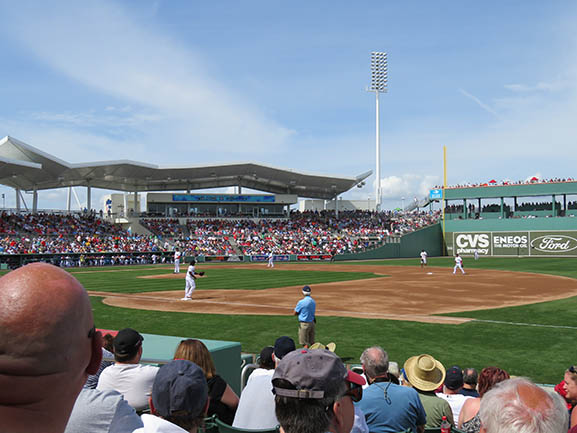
[1,0,576,211]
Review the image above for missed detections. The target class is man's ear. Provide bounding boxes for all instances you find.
[86,331,103,375]
[149,397,157,415]
[330,399,345,433]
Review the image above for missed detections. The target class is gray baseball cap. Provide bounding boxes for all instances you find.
[152,360,208,418]
[272,349,365,399]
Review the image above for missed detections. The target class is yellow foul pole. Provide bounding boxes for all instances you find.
[442,146,447,255]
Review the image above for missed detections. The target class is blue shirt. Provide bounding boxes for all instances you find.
[295,296,316,322]
[356,381,426,433]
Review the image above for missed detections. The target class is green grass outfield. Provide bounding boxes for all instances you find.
[8,257,576,384]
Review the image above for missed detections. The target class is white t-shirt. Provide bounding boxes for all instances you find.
[134,414,188,433]
[233,370,278,429]
[435,392,471,423]
[96,363,159,412]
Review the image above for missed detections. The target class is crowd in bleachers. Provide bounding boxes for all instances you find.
[438,176,576,190]
[0,210,440,258]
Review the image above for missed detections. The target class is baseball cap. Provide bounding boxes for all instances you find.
[302,285,311,295]
[272,349,365,399]
[113,328,143,356]
[444,366,464,390]
[274,336,296,360]
[152,360,208,418]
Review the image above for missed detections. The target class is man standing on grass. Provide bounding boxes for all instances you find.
[294,285,316,348]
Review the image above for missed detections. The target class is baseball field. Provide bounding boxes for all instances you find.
[16,256,577,384]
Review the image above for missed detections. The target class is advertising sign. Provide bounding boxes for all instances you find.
[449,230,577,257]
[429,189,442,200]
[297,254,332,261]
[529,232,577,256]
[173,194,275,203]
[250,254,290,262]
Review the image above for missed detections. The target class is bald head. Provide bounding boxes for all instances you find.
[479,377,568,433]
[0,263,102,433]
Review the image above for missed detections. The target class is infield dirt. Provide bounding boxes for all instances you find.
[90,263,577,324]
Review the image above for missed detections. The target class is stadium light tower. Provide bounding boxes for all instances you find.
[369,52,388,211]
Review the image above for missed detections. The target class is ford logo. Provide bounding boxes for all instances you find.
[531,235,577,252]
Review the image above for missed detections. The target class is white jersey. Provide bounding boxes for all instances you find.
[420,251,428,262]
[186,264,195,280]
[455,256,462,266]
[174,251,181,261]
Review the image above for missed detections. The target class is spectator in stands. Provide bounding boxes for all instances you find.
[273,348,364,433]
[357,346,426,433]
[97,328,159,412]
[257,346,275,370]
[458,367,510,433]
[64,388,143,433]
[436,365,472,423]
[233,336,296,429]
[403,354,454,429]
[478,377,567,433]
[461,368,480,397]
[135,360,209,433]
[174,339,239,425]
[0,263,103,433]
[564,366,577,429]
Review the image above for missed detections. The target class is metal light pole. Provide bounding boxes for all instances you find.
[369,52,388,211]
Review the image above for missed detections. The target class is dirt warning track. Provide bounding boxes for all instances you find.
[91,263,577,324]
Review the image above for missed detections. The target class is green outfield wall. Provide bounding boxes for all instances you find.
[444,216,577,257]
[338,224,443,260]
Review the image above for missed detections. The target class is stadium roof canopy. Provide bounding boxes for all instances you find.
[0,136,371,200]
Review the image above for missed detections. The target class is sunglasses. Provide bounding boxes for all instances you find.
[344,383,363,403]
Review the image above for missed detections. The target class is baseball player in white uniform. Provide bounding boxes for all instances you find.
[474,249,479,260]
[453,254,465,274]
[174,249,181,273]
[420,250,428,268]
[267,251,274,268]
[182,258,204,300]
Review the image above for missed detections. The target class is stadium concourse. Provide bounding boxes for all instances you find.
[0,210,440,260]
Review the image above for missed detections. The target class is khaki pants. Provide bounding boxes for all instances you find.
[298,321,315,346]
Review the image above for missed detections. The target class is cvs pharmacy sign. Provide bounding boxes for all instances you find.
[454,233,490,254]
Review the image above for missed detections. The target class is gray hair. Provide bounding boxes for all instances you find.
[360,346,389,379]
[479,377,568,433]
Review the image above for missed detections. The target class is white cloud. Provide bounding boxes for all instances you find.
[458,88,500,118]
[1,1,295,153]
[379,174,440,200]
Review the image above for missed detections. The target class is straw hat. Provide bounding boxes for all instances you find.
[309,342,336,352]
[403,354,445,392]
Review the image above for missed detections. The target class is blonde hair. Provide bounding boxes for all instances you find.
[174,339,216,379]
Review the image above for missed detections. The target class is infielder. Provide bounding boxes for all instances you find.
[420,249,428,268]
[173,249,181,273]
[474,249,479,260]
[181,258,204,300]
[453,254,465,274]
[267,251,274,268]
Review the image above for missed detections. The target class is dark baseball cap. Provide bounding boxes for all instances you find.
[272,349,365,399]
[444,366,464,390]
[274,336,296,360]
[302,285,311,294]
[152,360,208,418]
[113,328,143,356]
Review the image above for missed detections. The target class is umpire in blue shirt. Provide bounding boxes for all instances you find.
[293,285,316,348]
